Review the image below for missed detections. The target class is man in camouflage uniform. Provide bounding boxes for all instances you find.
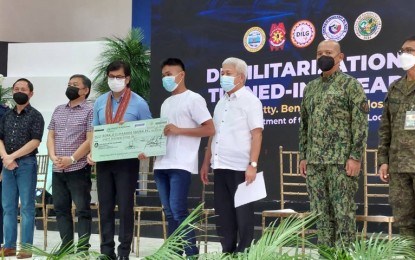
[299,40,369,247]
[378,35,415,238]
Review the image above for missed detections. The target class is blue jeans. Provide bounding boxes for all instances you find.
[154,169,198,256]
[0,180,3,245]
[2,156,37,248]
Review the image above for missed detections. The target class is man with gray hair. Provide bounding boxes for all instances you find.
[201,57,263,253]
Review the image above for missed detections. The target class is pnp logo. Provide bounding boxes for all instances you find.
[269,23,286,51]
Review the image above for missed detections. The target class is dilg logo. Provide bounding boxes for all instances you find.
[290,20,315,48]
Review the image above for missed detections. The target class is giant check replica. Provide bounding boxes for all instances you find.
[92,118,167,162]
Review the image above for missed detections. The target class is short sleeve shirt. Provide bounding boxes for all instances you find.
[0,104,45,156]
[210,87,264,171]
[154,90,212,174]
[48,100,93,172]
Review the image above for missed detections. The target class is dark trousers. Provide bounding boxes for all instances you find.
[52,165,92,250]
[96,159,139,258]
[214,169,254,253]
[389,172,415,237]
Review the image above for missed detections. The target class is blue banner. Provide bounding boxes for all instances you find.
[135,0,414,201]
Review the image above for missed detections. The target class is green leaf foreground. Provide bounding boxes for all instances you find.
[19,236,101,260]
[318,232,415,260]
[146,206,318,260]
[145,205,415,260]
[8,205,415,259]
[144,203,205,260]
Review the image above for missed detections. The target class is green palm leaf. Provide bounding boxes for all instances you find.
[235,214,316,260]
[20,236,101,259]
[150,205,318,260]
[349,233,415,260]
[144,203,205,260]
[318,232,415,260]
[93,28,151,101]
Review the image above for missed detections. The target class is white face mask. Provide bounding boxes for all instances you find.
[108,78,126,92]
[399,52,415,71]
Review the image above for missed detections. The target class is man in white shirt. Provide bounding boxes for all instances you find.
[200,57,263,253]
[143,58,215,257]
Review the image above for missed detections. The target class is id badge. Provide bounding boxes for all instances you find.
[404,111,415,130]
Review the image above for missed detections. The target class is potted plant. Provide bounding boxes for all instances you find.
[92,28,151,101]
[0,74,14,107]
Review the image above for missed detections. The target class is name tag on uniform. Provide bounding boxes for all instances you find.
[404,111,415,130]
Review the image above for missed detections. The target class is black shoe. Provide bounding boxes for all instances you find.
[97,254,116,260]
[117,256,129,260]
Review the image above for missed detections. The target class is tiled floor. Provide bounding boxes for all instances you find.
[2,229,223,259]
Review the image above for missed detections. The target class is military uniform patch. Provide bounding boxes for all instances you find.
[404,111,415,130]
[360,101,370,114]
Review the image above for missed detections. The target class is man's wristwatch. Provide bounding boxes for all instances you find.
[249,161,258,168]
[70,155,77,164]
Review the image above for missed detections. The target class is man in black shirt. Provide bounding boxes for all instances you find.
[0,78,44,259]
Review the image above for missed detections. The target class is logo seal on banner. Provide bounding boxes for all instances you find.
[269,23,286,51]
[322,15,348,41]
[354,11,382,40]
[243,27,266,52]
[290,20,315,48]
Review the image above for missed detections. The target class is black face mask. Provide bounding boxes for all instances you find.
[317,55,335,72]
[13,92,29,105]
[65,86,81,101]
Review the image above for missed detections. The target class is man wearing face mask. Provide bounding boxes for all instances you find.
[299,40,368,247]
[88,61,151,260]
[378,35,415,238]
[47,74,93,254]
[0,78,44,259]
[139,58,214,258]
[200,57,263,253]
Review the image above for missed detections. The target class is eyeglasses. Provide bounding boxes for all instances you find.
[398,48,415,55]
[108,75,126,80]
